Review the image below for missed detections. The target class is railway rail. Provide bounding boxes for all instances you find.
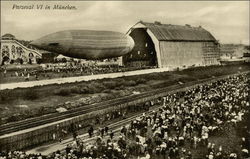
[27,103,171,155]
[0,72,246,136]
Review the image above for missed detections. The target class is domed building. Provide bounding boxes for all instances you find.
[0,33,42,65]
[1,34,16,40]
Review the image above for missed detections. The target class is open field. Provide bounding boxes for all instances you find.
[0,64,249,125]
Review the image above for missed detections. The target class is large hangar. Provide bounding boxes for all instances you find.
[123,21,220,69]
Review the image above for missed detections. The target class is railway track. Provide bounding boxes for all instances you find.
[0,72,245,136]
[26,103,166,155]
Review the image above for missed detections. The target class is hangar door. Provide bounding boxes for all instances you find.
[123,28,157,67]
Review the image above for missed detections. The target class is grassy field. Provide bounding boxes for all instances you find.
[0,64,249,125]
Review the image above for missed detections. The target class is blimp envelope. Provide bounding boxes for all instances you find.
[31,30,135,60]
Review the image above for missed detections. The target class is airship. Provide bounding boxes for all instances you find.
[30,30,135,60]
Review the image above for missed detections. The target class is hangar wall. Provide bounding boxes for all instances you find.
[202,42,220,65]
[159,42,204,68]
[158,41,219,69]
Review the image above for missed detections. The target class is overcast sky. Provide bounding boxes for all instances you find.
[1,1,249,45]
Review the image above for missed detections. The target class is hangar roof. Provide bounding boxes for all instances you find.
[137,21,217,42]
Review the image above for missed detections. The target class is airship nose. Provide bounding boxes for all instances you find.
[30,31,71,51]
[30,37,50,49]
[30,40,41,48]
[127,35,135,52]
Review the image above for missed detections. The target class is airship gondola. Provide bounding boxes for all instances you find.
[30,30,135,60]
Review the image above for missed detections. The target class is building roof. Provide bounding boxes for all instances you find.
[37,49,53,54]
[56,54,71,59]
[1,33,16,40]
[139,21,217,42]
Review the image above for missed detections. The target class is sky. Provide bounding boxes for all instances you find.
[1,1,249,45]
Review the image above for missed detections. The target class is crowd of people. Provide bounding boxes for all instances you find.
[1,62,153,82]
[1,63,120,81]
[0,73,249,159]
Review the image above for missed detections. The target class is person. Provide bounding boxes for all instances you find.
[242,149,249,158]
[121,126,127,136]
[143,151,151,159]
[100,128,105,138]
[26,73,30,81]
[73,131,78,140]
[105,126,109,135]
[110,130,114,140]
[241,137,249,149]
[186,151,192,159]
[88,126,94,138]
[4,69,7,77]
[52,133,56,140]
[208,152,214,159]
[65,144,71,154]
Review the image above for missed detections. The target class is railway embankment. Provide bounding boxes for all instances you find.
[1,64,249,126]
